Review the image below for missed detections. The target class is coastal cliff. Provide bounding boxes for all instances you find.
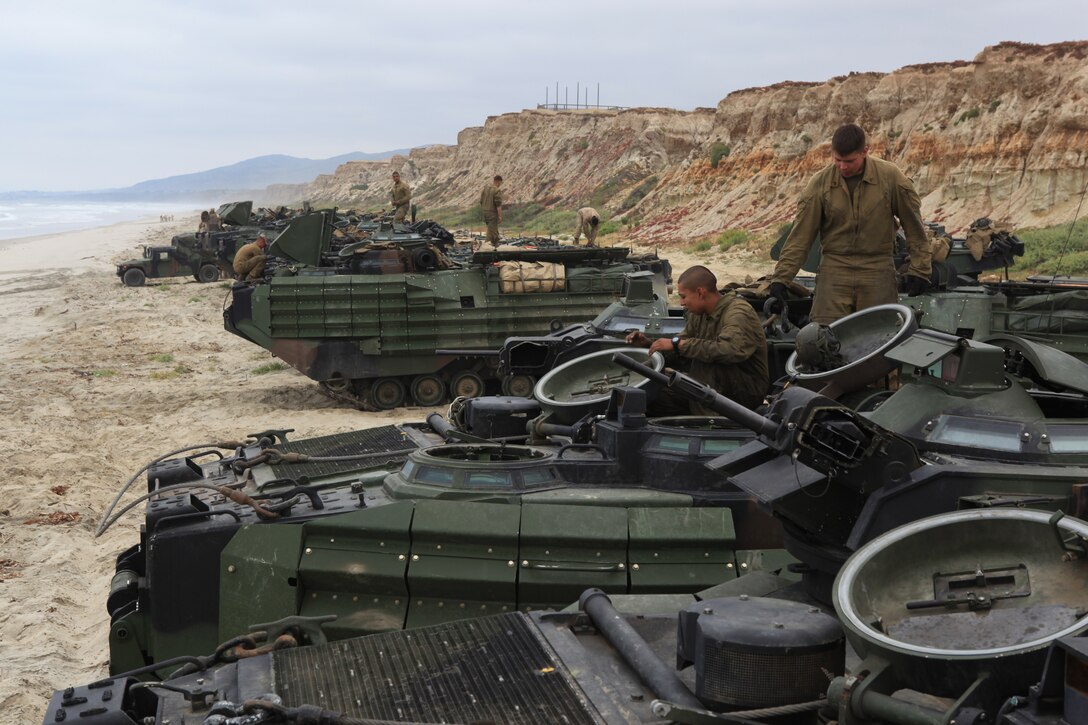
[275,41,1088,240]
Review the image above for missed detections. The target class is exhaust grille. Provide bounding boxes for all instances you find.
[677,596,844,708]
[273,612,602,724]
[276,426,416,478]
[698,645,840,707]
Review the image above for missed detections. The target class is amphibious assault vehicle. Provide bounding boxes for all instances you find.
[56,301,1088,724]
[48,511,1088,724]
[225,210,672,409]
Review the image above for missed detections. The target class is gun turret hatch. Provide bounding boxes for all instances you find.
[886,329,1008,394]
[784,303,918,399]
[266,211,331,267]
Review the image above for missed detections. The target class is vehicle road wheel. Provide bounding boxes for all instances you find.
[410,374,446,406]
[450,371,485,400]
[371,377,407,410]
[501,374,536,398]
[122,268,146,287]
[196,263,220,283]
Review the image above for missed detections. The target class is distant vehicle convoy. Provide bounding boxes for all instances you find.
[116,201,260,286]
[115,201,381,287]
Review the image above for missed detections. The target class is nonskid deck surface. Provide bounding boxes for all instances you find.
[268,425,420,480]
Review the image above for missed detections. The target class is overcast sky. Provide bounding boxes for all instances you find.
[2,0,1085,192]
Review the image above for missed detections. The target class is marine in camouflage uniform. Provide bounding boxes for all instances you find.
[233,236,268,281]
[479,175,504,246]
[574,206,601,246]
[391,172,412,223]
[770,124,931,324]
[627,266,768,414]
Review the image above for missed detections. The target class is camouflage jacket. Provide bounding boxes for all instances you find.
[576,207,599,227]
[677,292,768,411]
[480,183,504,215]
[233,241,265,271]
[772,156,931,283]
[391,180,411,208]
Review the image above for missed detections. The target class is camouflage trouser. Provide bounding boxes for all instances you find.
[811,258,897,324]
[484,212,500,246]
[582,224,598,247]
[234,255,266,281]
[393,204,409,223]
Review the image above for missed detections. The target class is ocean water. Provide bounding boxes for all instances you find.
[0,200,199,242]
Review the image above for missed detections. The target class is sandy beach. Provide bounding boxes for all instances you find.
[0,216,771,723]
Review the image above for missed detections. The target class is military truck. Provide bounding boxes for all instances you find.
[116,238,233,286]
[115,201,260,286]
[225,211,672,409]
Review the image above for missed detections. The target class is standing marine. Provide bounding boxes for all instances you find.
[573,207,601,246]
[390,171,412,223]
[769,123,931,324]
[233,235,268,281]
[626,265,768,415]
[207,209,223,232]
[479,175,504,247]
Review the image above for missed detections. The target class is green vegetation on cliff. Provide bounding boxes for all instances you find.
[428,203,621,239]
[1015,219,1088,276]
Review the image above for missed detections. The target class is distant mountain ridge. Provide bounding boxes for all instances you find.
[0,150,412,202]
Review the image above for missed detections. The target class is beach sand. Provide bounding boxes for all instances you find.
[0,217,771,723]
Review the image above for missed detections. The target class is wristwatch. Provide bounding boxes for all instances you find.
[671,336,682,352]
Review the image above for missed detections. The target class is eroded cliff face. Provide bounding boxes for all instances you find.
[283,41,1088,240]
